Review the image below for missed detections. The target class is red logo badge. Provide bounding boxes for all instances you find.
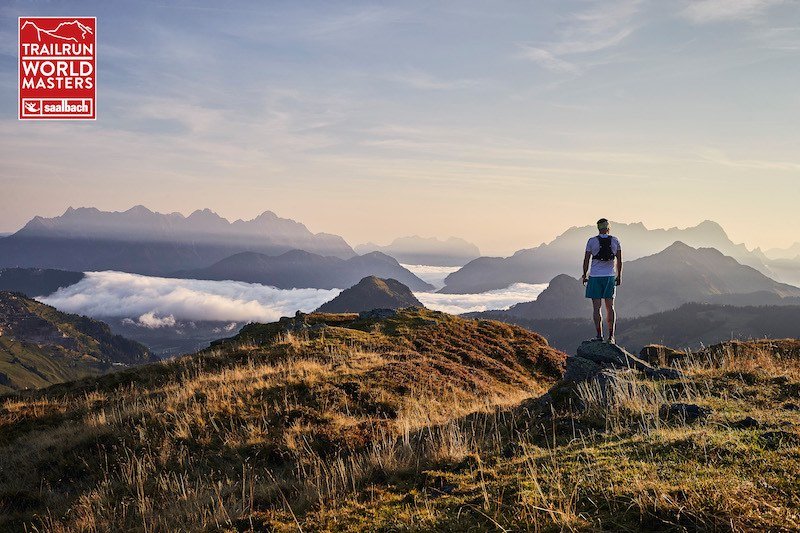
[18,17,96,120]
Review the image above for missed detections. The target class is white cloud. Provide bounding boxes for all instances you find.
[137,312,177,329]
[682,0,783,24]
[40,271,341,323]
[518,46,578,73]
[212,322,239,333]
[414,283,548,314]
[400,264,460,289]
[37,271,546,324]
[519,0,640,72]
[385,69,484,91]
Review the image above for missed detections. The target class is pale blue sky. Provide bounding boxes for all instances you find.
[2,0,799,254]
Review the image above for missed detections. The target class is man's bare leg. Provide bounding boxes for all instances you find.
[604,298,616,341]
[592,298,603,339]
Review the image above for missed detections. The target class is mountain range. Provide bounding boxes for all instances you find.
[440,220,779,293]
[764,242,800,260]
[355,236,480,266]
[0,291,154,392]
[485,302,800,356]
[497,241,800,320]
[0,206,355,275]
[172,249,434,291]
[315,276,423,313]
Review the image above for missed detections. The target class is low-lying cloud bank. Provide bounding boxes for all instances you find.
[41,271,341,323]
[400,264,460,289]
[39,271,547,324]
[414,283,548,314]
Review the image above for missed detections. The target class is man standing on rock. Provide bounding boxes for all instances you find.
[581,218,622,343]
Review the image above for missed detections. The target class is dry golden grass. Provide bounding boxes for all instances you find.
[259,338,800,532]
[1,311,797,532]
[0,308,565,532]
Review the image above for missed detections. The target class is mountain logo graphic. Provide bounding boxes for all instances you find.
[20,20,93,43]
[24,102,39,114]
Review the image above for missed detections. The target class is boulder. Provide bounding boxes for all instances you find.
[640,344,685,367]
[358,308,398,320]
[577,340,654,373]
[564,355,602,383]
[659,402,711,424]
[545,340,684,410]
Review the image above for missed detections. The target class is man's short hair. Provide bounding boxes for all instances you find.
[597,218,608,225]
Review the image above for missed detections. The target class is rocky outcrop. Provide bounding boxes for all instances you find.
[639,344,686,367]
[547,340,682,408]
[574,340,682,380]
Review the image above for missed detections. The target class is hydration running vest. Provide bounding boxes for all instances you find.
[593,235,615,261]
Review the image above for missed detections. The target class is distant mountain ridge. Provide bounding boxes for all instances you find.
[0,206,355,275]
[764,242,800,260]
[173,250,435,291]
[482,303,800,356]
[491,242,800,320]
[356,235,481,266]
[315,276,424,313]
[0,291,154,392]
[0,268,84,297]
[441,220,776,293]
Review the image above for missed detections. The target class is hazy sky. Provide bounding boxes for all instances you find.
[2,0,799,255]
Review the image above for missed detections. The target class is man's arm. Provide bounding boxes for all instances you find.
[582,251,591,285]
[616,249,623,285]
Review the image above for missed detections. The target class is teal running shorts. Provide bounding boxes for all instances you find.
[585,276,616,299]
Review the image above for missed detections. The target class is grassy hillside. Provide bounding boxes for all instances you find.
[0,308,565,531]
[265,338,800,532]
[0,291,154,392]
[1,307,798,531]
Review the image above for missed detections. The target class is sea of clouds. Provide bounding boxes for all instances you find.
[414,283,547,314]
[399,264,459,289]
[39,270,547,327]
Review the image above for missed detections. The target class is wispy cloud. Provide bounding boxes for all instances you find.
[695,147,800,171]
[518,0,640,73]
[681,0,784,24]
[304,5,403,39]
[385,69,484,91]
[517,47,579,73]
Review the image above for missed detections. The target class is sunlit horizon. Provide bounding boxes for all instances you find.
[2,1,799,255]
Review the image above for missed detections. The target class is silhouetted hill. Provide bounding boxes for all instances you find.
[763,256,800,287]
[482,303,800,355]
[0,206,355,275]
[441,220,775,293]
[0,267,84,297]
[356,236,480,266]
[502,242,800,320]
[315,276,423,313]
[173,250,435,291]
[765,242,800,260]
[0,291,154,392]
